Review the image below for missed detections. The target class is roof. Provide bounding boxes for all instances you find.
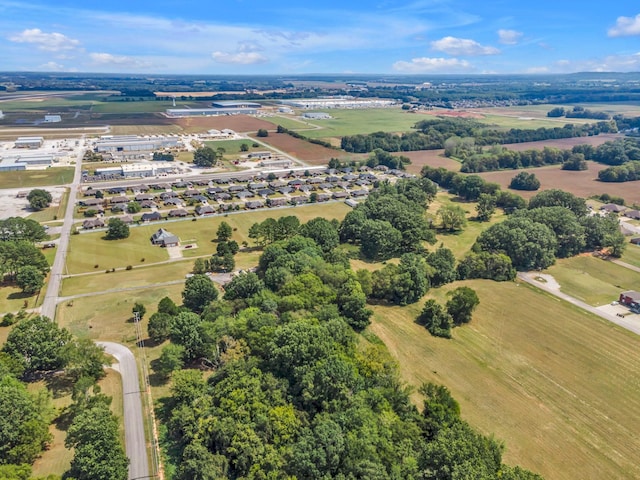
[621,291,640,302]
[151,228,178,243]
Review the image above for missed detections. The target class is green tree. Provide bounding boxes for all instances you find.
[419,382,461,439]
[217,221,232,242]
[126,201,141,213]
[0,217,47,243]
[426,246,457,287]
[155,344,185,379]
[2,316,72,373]
[299,217,340,252]
[27,189,52,211]
[509,171,541,191]
[192,258,207,274]
[437,204,467,232]
[0,375,53,465]
[476,193,496,222]
[169,312,206,361]
[176,441,229,480]
[158,296,180,315]
[223,272,264,301]
[61,339,107,382]
[256,128,269,137]
[446,287,480,326]
[417,299,453,338]
[65,404,129,480]
[336,278,372,331]
[360,219,402,261]
[182,274,219,312]
[15,265,45,294]
[147,312,173,343]
[0,464,32,480]
[193,146,217,167]
[132,302,146,320]
[240,143,249,152]
[105,218,129,240]
[528,189,588,217]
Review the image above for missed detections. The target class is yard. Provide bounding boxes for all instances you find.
[370,279,640,480]
[0,168,75,189]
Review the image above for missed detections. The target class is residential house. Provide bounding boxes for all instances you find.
[140,200,157,209]
[267,198,287,207]
[625,210,640,220]
[601,203,627,213]
[82,218,105,229]
[195,205,216,216]
[135,194,154,202]
[245,200,264,209]
[109,196,130,204]
[141,212,162,222]
[169,208,189,218]
[150,228,179,247]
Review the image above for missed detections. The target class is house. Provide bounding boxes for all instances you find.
[245,200,264,209]
[228,185,245,193]
[630,238,640,246]
[235,190,255,199]
[332,191,349,199]
[107,187,127,195]
[169,208,189,218]
[345,199,358,208]
[289,196,308,205]
[140,200,157,209]
[350,189,369,197]
[164,198,184,207]
[82,218,105,229]
[619,291,640,309]
[135,193,154,202]
[160,191,178,200]
[79,197,105,207]
[119,215,134,224]
[207,187,224,195]
[111,204,126,213]
[625,210,640,220]
[288,179,305,187]
[183,189,200,198]
[195,205,216,216]
[150,228,179,247]
[257,188,275,197]
[110,196,130,204]
[267,198,288,207]
[215,193,232,201]
[601,203,627,214]
[277,186,294,195]
[141,212,162,222]
[299,185,315,193]
[316,193,331,202]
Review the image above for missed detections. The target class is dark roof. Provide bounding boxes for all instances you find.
[245,200,264,209]
[142,212,162,221]
[196,205,216,214]
[169,208,189,217]
[151,228,179,245]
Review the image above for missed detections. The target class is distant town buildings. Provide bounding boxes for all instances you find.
[281,97,397,109]
[166,101,262,117]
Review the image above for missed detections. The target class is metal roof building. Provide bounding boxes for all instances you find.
[95,135,181,153]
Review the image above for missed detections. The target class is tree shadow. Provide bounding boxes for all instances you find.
[53,407,75,432]
[7,291,33,300]
[44,372,74,399]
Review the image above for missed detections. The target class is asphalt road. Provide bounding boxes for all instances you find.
[98,341,150,480]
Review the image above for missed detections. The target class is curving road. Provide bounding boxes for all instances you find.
[98,342,150,480]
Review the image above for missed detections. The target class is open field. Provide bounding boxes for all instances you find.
[0,284,43,314]
[173,115,274,134]
[27,188,69,223]
[474,103,640,119]
[400,149,462,174]
[475,162,640,204]
[203,139,262,155]
[300,108,420,139]
[621,244,640,268]
[370,279,640,480]
[0,168,75,189]
[260,115,316,131]
[66,203,352,274]
[545,255,639,306]
[255,132,362,165]
[498,133,620,152]
[109,124,184,135]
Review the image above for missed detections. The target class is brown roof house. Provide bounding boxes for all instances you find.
[150,228,179,247]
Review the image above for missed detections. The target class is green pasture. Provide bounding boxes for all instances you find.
[370,279,640,480]
[261,115,315,131]
[0,168,74,188]
[545,255,638,306]
[621,244,640,268]
[204,139,264,155]
[300,108,421,139]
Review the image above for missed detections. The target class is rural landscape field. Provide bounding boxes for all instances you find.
[2,60,640,480]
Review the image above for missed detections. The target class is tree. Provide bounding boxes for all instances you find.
[299,217,339,252]
[240,143,249,152]
[127,201,141,213]
[216,221,232,242]
[61,339,107,382]
[528,189,588,217]
[147,312,173,343]
[476,193,496,222]
[65,404,129,480]
[27,189,52,211]
[437,204,467,232]
[562,152,588,171]
[426,246,457,287]
[360,219,402,261]
[169,312,207,361]
[419,382,461,439]
[223,272,264,301]
[132,302,146,320]
[105,218,129,240]
[256,128,269,137]
[193,258,207,274]
[2,316,72,374]
[446,287,480,326]
[158,296,179,315]
[193,146,217,167]
[182,274,219,312]
[0,217,47,243]
[155,344,185,379]
[417,299,453,338]
[0,375,53,465]
[15,265,44,294]
[509,171,540,191]
[336,278,372,331]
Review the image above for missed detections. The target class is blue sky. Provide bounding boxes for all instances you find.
[1,0,639,74]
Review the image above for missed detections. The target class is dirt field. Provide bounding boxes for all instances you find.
[254,132,361,164]
[497,133,621,152]
[476,161,640,204]
[400,149,462,174]
[172,115,275,133]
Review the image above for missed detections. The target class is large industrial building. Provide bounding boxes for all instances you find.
[0,152,56,171]
[94,162,177,178]
[15,136,44,149]
[166,101,262,117]
[281,97,397,109]
[95,135,181,153]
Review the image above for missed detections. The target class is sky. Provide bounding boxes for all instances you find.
[1,0,640,75]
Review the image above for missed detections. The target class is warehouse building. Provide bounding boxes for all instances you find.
[302,112,332,119]
[15,136,44,149]
[0,152,55,171]
[95,135,181,153]
[166,105,260,117]
[281,98,397,109]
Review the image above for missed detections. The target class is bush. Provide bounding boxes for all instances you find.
[509,171,540,191]
[126,265,133,270]
[1,312,16,327]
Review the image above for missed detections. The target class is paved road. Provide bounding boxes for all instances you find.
[98,342,150,480]
[517,272,640,335]
[41,140,85,319]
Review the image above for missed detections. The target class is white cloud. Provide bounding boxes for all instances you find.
[89,53,153,69]
[212,51,268,65]
[525,66,549,74]
[548,53,640,73]
[608,14,640,37]
[9,28,80,52]
[498,29,523,45]
[39,61,65,71]
[392,57,472,73]
[431,36,500,56]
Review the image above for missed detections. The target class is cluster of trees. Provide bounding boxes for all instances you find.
[152,151,174,161]
[417,287,480,338]
[0,218,49,294]
[0,315,127,479]
[150,230,540,479]
[276,125,335,149]
[248,215,302,246]
[341,117,615,154]
[192,221,240,274]
[577,138,640,166]
[193,146,223,167]
[509,171,541,191]
[339,178,438,260]
[105,217,130,240]
[365,148,411,170]
[598,161,640,182]
[27,189,52,211]
[474,189,625,270]
[457,145,586,173]
[547,106,610,120]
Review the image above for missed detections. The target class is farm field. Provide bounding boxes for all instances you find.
[173,115,274,134]
[474,102,640,119]
[400,148,461,174]
[260,115,315,131]
[66,203,352,273]
[255,132,361,165]
[370,279,640,480]
[300,108,421,139]
[0,168,75,189]
[475,162,640,205]
[545,255,639,306]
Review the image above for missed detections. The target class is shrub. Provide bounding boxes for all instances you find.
[126,265,133,270]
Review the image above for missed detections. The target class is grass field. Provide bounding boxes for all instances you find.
[204,139,263,155]
[260,115,315,131]
[109,124,184,135]
[370,279,640,480]
[300,108,421,139]
[545,255,639,306]
[0,168,75,188]
[0,284,43,314]
[27,188,69,223]
[66,203,352,274]
[621,244,640,268]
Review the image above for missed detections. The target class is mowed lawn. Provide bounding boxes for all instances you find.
[621,244,640,269]
[0,168,75,188]
[301,108,421,139]
[370,279,640,480]
[545,255,639,306]
[66,203,352,274]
